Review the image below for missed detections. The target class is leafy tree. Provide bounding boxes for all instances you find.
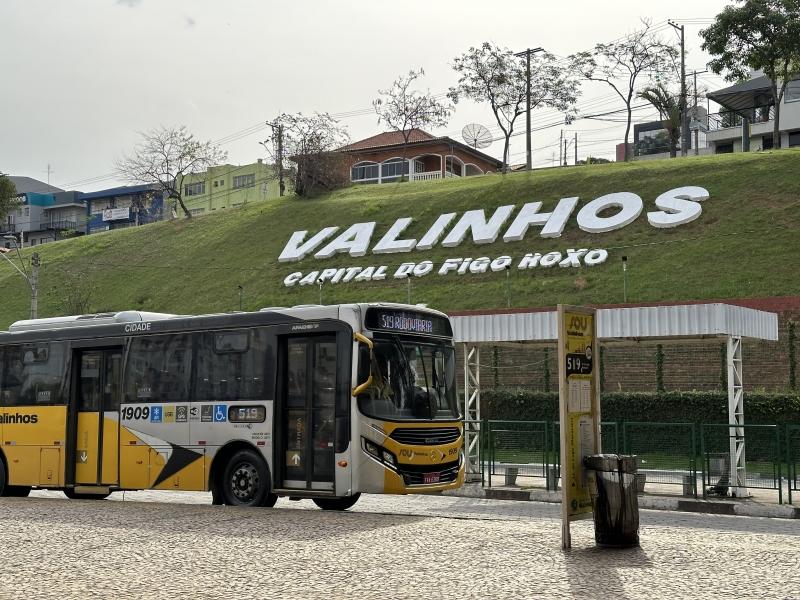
[0,173,18,223]
[449,43,578,172]
[701,0,800,149]
[577,156,612,165]
[268,113,351,197]
[638,83,682,157]
[571,20,678,161]
[373,68,452,173]
[47,269,96,315]
[116,126,227,218]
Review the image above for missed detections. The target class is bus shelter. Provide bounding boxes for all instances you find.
[451,303,779,496]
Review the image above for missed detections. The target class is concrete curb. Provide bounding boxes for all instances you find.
[444,484,800,519]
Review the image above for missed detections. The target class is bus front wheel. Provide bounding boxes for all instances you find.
[221,449,277,507]
[313,493,361,511]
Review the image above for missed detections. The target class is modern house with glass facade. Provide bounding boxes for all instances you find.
[706,71,800,153]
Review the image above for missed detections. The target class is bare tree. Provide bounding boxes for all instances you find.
[47,269,95,315]
[266,113,350,197]
[373,68,452,174]
[116,126,227,218]
[571,20,678,161]
[449,43,579,172]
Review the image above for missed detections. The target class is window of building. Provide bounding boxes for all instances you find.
[789,130,800,147]
[24,207,29,216]
[219,180,224,186]
[715,143,734,154]
[414,159,425,173]
[380,158,409,180]
[123,334,192,403]
[185,182,206,197]
[232,174,256,189]
[351,162,379,182]
[0,343,69,406]
[761,135,774,150]
[786,79,800,103]
[214,181,218,187]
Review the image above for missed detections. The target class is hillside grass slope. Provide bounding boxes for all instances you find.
[1,150,799,328]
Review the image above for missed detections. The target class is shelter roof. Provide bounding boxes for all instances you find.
[451,303,777,344]
[707,76,774,112]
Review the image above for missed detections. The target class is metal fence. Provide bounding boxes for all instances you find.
[477,420,793,503]
[787,425,800,505]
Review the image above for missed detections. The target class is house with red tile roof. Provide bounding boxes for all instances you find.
[337,128,502,184]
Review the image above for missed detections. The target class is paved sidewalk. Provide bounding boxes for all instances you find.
[447,482,800,519]
[1,489,796,599]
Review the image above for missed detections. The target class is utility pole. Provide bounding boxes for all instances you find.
[574,132,578,165]
[692,69,709,156]
[669,21,688,157]
[43,164,54,185]
[30,252,39,319]
[560,130,564,166]
[563,138,568,166]
[514,47,544,171]
[266,121,286,197]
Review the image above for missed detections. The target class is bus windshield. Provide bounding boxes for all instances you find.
[357,336,459,421]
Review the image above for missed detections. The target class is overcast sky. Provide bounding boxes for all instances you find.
[0,0,734,191]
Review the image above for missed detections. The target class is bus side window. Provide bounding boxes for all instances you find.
[0,343,67,406]
[195,329,268,402]
[123,335,191,403]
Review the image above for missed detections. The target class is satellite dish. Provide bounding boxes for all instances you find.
[462,124,492,149]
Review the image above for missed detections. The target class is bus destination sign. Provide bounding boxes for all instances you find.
[365,309,452,337]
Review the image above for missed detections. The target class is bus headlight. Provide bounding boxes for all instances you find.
[364,439,381,458]
[362,438,397,470]
[382,450,396,466]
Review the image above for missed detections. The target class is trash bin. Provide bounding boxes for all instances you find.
[584,454,640,547]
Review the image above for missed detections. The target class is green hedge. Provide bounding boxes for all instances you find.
[483,390,800,425]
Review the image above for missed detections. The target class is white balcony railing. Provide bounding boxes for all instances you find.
[410,171,462,181]
[411,171,441,181]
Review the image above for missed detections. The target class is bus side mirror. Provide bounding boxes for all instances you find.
[352,333,373,396]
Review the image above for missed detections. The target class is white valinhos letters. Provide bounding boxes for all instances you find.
[647,186,710,228]
[416,213,456,250]
[372,217,417,254]
[441,205,515,247]
[503,198,579,241]
[314,222,376,259]
[577,192,643,234]
[278,227,339,262]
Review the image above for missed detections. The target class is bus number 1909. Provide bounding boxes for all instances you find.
[121,406,150,420]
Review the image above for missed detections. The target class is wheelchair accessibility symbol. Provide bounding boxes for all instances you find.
[213,405,227,423]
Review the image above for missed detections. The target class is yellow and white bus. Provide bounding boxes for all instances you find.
[0,303,463,509]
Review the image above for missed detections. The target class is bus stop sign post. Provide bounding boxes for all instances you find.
[558,304,601,550]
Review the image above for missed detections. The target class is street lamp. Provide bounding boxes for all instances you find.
[1,235,39,319]
[621,255,628,303]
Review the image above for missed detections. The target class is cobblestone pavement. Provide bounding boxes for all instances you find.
[0,490,796,599]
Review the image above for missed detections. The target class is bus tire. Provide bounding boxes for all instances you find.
[0,459,6,496]
[313,493,361,511]
[221,449,274,507]
[64,489,110,500]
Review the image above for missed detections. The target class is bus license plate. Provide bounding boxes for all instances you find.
[423,472,441,484]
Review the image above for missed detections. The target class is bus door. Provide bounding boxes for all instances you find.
[73,349,123,486]
[280,335,337,491]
